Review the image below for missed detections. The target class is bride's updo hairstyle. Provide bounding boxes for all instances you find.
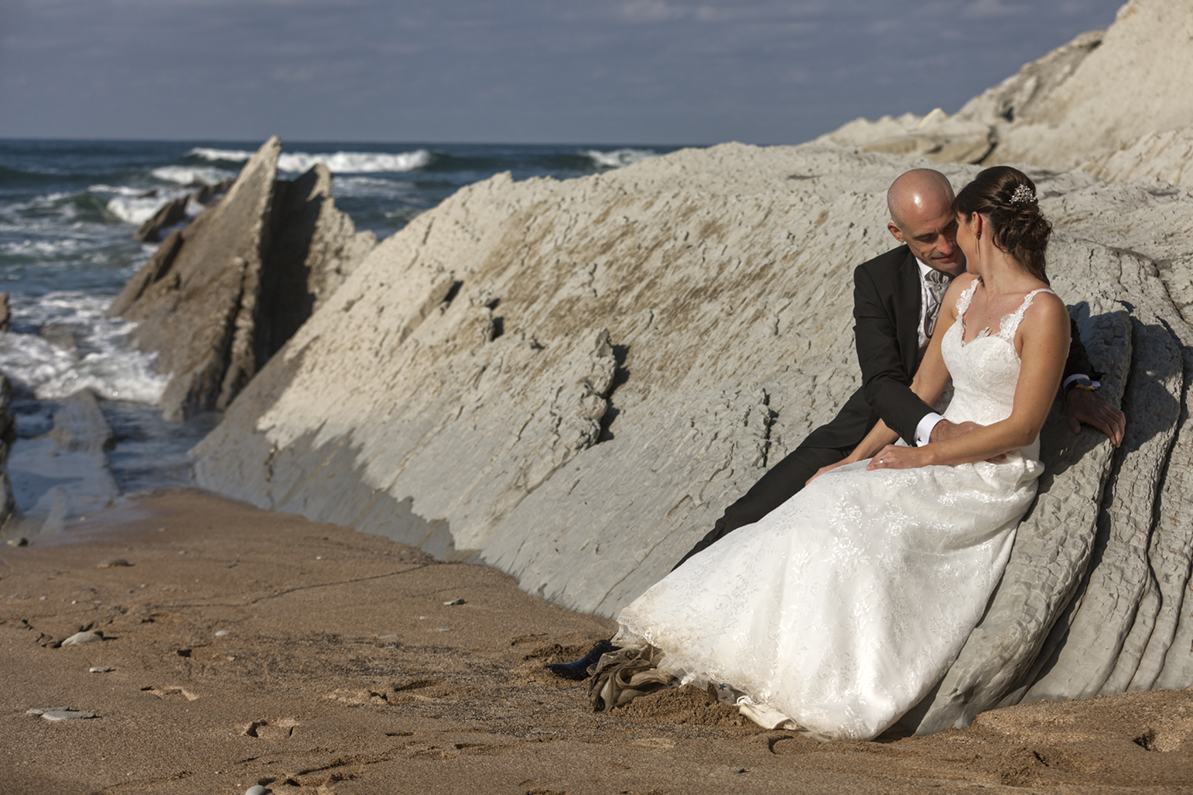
[954,166,1052,281]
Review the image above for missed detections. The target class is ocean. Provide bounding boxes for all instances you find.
[0,139,681,495]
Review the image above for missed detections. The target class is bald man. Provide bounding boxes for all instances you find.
[545,168,1124,679]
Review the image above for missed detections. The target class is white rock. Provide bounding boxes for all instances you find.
[61,631,102,646]
[28,707,96,720]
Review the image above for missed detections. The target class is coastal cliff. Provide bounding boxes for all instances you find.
[820,0,1193,187]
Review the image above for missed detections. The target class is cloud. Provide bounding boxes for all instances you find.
[620,0,688,23]
[0,0,1128,144]
[963,0,1029,19]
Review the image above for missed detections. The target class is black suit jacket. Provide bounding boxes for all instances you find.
[803,244,1094,452]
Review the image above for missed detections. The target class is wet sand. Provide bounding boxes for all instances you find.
[2,489,1191,794]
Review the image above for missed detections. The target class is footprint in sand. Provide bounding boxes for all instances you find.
[141,685,199,702]
[242,718,299,739]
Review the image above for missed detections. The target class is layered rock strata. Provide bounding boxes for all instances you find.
[820,0,1193,186]
[191,140,1193,727]
[109,138,376,420]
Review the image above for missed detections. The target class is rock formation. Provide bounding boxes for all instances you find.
[190,136,1193,729]
[4,388,119,540]
[0,374,16,530]
[109,138,376,420]
[132,178,234,242]
[820,0,1193,186]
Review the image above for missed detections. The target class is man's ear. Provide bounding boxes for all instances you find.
[887,221,905,243]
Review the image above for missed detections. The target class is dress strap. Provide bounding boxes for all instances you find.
[997,288,1055,340]
[953,277,981,319]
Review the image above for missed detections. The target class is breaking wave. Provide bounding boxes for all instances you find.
[187,147,433,174]
[583,148,658,169]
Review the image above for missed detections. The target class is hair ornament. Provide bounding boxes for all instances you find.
[1009,184,1037,206]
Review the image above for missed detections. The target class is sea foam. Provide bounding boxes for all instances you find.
[187,147,432,174]
[151,165,236,186]
[583,148,658,168]
[104,191,190,225]
[0,293,167,404]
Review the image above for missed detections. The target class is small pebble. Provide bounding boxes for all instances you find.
[61,631,102,646]
[215,630,231,637]
[6,537,28,547]
[224,562,238,569]
[98,558,131,568]
[28,707,96,721]
[89,666,113,673]
[443,598,466,606]
[246,785,269,795]
[438,627,452,632]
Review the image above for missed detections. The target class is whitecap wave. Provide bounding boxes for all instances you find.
[0,237,87,257]
[583,148,658,169]
[105,194,174,224]
[0,293,168,404]
[186,147,255,163]
[186,146,432,174]
[151,165,236,186]
[278,150,432,174]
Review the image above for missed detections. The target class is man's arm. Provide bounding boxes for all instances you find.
[1062,317,1126,446]
[853,261,935,445]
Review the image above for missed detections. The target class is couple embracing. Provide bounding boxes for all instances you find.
[554,166,1125,741]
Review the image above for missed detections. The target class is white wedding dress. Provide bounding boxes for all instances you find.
[615,281,1051,741]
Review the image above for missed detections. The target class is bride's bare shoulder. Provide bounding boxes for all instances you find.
[1021,289,1071,339]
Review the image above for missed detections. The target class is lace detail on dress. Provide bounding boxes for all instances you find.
[997,288,1053,341]
[956,279,1055,351]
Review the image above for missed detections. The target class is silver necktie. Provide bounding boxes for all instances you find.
[923,269,950,340]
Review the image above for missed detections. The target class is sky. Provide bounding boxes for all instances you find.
[0,0,1127,145]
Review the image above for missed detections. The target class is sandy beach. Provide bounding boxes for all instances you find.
[1,489,1190,794]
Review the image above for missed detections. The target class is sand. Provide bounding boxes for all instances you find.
[2,489,1191,795]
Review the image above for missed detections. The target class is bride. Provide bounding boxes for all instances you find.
[603,166,1072,741]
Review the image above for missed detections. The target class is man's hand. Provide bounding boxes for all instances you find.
[927,418,1005,463]
[1066,389,1125,447]
[929,419,981,443]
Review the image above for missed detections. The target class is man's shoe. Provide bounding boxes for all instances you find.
[544,639,616,680]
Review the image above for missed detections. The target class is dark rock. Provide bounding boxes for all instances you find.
[49,390,115,454]
[109,139,376,420]
[132,195,189,243]
[108,138,283,421]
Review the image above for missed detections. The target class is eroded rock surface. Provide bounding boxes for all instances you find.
[191,139,1193,728]
[820,1,1193,187]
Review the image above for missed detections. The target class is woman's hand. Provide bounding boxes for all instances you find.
[866,444,929,471]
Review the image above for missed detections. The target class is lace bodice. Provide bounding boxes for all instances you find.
[941,279,1053,459]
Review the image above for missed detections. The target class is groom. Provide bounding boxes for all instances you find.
[546,168,1125,679]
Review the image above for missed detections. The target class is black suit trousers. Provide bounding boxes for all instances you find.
[672,442,853,570]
